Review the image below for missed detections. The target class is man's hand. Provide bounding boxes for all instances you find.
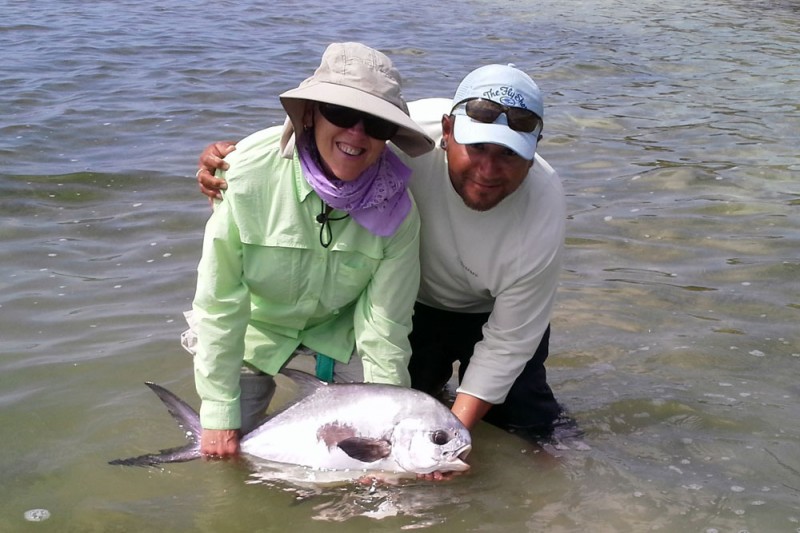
[197,141,237,200]
[200,428,240,459]
[451,392,492,430]
[416,470,464,482]
[355,471,464,483]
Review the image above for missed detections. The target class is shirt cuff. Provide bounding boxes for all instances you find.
[199,399,241,430]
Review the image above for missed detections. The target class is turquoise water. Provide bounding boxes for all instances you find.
[2,0,799,530]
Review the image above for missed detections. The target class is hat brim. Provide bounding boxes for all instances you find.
[280,82,433,157]
[452,115,538,160]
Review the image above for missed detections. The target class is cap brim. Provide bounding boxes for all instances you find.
[452,115,538,160]
[280,82,433,157]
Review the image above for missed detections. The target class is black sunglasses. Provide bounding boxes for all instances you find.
[317,103,400,141]
[451,98,543,133]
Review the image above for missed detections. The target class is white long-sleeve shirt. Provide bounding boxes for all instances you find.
[401,98,566,404]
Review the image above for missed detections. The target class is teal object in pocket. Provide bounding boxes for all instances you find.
[315,353,335,383]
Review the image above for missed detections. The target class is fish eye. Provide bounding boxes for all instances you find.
[430,430,451,445]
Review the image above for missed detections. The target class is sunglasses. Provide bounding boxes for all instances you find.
[317,102,400,141]
[451,98,543,133]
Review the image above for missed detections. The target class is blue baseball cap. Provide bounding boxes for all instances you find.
[451,64,544,160]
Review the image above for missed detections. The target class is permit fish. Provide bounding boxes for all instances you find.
[110,369,472,476]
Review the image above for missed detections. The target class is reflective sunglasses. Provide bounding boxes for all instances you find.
[317,102,400,141]
[451,98,543,133]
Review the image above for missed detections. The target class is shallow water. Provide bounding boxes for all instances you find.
[2,0,799,531]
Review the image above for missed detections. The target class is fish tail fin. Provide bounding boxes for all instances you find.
[108,443,200,467]
[108,382,202,467]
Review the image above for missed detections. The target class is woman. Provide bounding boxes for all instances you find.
[192,42,433,458]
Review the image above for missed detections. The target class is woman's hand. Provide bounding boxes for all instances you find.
[200,428,240,459]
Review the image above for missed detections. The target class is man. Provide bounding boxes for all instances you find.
[196,64,568,445]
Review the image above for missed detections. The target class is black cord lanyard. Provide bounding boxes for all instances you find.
[316,199,349,248]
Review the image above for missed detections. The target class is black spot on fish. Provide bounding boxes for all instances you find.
[337,437,392,462]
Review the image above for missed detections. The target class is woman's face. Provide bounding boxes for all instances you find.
[308,103,387,181]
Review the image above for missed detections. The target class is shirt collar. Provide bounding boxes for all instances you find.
[292,149,316,203]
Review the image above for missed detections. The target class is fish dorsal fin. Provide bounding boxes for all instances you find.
[246,369,328,427]
[279,368,327,398]
[337,437,392,463]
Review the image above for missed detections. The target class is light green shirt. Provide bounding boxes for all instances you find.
[193,126,420,430]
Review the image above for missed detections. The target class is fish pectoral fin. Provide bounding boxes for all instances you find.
[337,437,392,463]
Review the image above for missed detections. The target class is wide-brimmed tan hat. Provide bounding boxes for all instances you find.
[279,42,434,158]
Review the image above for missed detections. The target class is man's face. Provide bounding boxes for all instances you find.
[441,115,535,212]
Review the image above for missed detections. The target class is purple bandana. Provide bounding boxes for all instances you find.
[297,133,412,237]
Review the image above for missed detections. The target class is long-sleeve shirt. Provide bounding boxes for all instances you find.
[193,126,420,430]
[401,98,566,405]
